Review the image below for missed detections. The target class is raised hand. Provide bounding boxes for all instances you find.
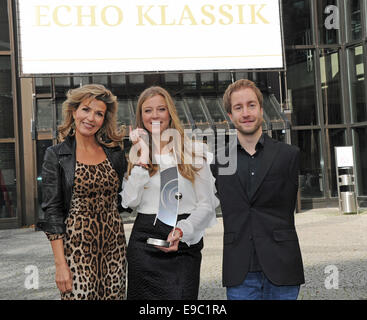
[129,125,150,165]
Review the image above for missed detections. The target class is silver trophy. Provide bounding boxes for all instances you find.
[146,166,181,248]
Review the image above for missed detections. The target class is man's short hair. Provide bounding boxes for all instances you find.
[223,79,263,114]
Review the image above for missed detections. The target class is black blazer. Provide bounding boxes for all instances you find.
[212,134,304,287]
[37,135,127,235]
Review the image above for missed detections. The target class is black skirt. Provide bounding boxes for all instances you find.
[127,213,203,300]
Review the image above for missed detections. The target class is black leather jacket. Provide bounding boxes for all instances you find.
[37,135,127,234]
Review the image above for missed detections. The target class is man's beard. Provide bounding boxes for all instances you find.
[235,118,263,136]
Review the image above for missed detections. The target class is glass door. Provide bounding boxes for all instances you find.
[33,78,57,223]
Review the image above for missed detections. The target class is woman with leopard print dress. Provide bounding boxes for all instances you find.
[37,84,127,300]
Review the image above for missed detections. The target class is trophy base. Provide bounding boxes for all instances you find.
[146,238,170,248]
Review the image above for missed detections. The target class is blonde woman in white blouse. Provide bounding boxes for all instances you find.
[120,86,218,300]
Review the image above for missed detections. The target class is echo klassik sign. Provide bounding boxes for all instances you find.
[16,0,284,75]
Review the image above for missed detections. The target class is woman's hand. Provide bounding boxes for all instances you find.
[156,228,182,253]
[55,262,73,294]
[129,126,149,165]
[49,239,72,294]
[129,126,147,145]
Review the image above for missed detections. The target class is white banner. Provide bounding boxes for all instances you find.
[17,0,284,75]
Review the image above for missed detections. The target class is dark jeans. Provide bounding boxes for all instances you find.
[227,272,300,300]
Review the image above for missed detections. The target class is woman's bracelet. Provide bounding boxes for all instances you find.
[133,163,149,170]
[174,227,183,240]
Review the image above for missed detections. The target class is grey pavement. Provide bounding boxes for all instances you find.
[0,208,367,300]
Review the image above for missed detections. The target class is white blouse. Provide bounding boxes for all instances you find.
[120,152,219,246]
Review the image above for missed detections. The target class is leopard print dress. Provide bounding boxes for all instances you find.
[47,158,127,300]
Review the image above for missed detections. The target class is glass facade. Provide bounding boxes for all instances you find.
[347,45,366,123]
[0,0,18,225]
[346,0,362,41]
[0,1,10,51]
[36,99,54,131]
[286,49,318,125]
[283,0,367,208]
[0,56,14,138]
[318,0,341,44]
[282,0,313,45]
[292,130,324,198]
[35,78,52,94]
[0,143,16,218]
[1,0,367,228]
[320,49,344,125]
[353,127,367,198]
[36,140,52,222]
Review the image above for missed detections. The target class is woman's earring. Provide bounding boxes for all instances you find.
[70,121,76,135]
[98,127,106,142]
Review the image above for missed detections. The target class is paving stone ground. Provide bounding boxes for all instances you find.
[0,208,366,300]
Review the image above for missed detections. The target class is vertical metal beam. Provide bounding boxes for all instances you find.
[20,77,37,226]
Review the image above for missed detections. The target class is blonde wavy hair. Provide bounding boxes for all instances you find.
[127,86,203,183]
[58,84,124,147]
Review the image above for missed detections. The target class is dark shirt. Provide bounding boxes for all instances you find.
[237,133,265,272]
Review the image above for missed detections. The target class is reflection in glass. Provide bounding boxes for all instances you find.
[218,72,232,92]
[0,96,13,138]
[131,98,138,117]
[183,73,197,89]
[73,76,89,87]
[129,74,144,84]
[291,130,323,198]
[0,1,10,50]
[286,50,318,125]
[0,143,17,218]
[35,78,52,94]
[347,0,362,41]
[263,94,283,122]
[56,98,64,126]
[117,99,133,126]
[165,73,179,85]
[203,97,226,123]
[348,46,366,123]
[184,97,208,125]
[36,140,53,222]
[327,129,346,197]
[271,130,286,143]
[111,75,126,86]
[0,56,13,138]
[282,0,313,45]
[37,99,53,131]
[318,0,340,44]
[92,75,108,85]
[174,97,191,126]
[235,72,249,81]
[55,77,71,96]
[320,49,343,124]
[200,73,214,89]
[111,75,127,96]
[165,74,181,91]
[128,74,146,94]
[353,127,367,197]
